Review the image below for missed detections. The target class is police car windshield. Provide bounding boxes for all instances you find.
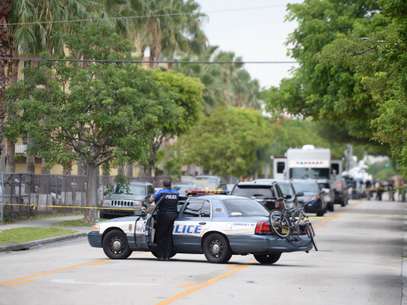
[223,199,268,217]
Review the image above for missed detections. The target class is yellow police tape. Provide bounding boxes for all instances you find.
[0,203,139,211]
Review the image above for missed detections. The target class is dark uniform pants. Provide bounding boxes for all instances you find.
[156,212,177,258]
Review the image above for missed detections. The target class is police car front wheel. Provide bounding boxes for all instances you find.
[253,252,281,265]
[203,233,232,264]
[102,229,132,259]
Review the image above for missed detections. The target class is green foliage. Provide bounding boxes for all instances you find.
[0,227,77,245]
[176,107,271,178]
[367,160,397,180]
[264,0,407,176]
[6,62,161,168]
[176,48,261,111]
[151,70,203,137]
[267,119,346,160]
[5,23,204,176]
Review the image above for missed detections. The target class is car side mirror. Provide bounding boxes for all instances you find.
[296,192,304,197]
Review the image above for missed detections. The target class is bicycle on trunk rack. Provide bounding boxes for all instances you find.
[269,205,318,251]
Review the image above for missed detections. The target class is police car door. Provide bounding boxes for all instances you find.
[173,198,211,253]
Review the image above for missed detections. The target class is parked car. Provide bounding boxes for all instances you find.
[231,181,285,211]
[194,175,223,189]
[316,181,335,212]
[292,179,327,216]
[100,181,155,219]
[252,179,299,209]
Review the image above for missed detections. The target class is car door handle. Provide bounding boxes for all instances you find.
[199,222,206,225]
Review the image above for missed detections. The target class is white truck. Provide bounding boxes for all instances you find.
[272,145,342,181]
[272,145,342,212]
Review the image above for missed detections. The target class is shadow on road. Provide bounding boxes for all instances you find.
[125,256,315,268]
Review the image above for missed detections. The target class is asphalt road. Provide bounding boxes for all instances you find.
[0,199,405,305]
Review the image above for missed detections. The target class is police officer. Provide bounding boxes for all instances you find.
[153,180,179,260]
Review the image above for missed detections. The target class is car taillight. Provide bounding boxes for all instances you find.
[255,221,272,235]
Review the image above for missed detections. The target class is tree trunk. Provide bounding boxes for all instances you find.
[63,162,72,176]
[125,163,133,178]
[78,158,87,176]
[0,1,12,168]
[26,137,36,174]
[5,138,14,173]
[41,159,50,174]
[117,164,124,177]
[84,162,98,224]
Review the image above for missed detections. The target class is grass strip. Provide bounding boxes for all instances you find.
[0,227,77,245]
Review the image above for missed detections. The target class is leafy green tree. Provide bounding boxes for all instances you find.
[6,62,164,223]
[179,107,271,178]
[5,23,164,223]
[264,0,407,176]
[142,69,204,176]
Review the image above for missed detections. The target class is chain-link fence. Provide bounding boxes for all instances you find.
[0,173,170,222]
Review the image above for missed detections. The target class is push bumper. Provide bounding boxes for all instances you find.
[88,231,102,248]
[229,234,313,254]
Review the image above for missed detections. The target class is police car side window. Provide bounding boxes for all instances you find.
[183,200,210,218]
[200,201,211,218]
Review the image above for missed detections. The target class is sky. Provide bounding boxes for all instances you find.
[196,0,303,89]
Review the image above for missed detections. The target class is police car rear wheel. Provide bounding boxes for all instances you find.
[254,253,281,265]
[203,233,232,264]
[102,229,132,259]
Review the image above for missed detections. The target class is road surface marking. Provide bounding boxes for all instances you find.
[0,259,110,287]
[51,278,159,286]
[155,264,249,305]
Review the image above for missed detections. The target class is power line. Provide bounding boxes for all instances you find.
[0,4,287,27]
[0,56,297,65]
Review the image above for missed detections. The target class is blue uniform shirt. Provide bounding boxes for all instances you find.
[154,188,179,202]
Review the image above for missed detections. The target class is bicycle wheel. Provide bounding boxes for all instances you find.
[269,211,291,238]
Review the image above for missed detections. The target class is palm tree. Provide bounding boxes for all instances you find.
[130,0,207,66]
[176,47,261,110]
[0,0,12,172]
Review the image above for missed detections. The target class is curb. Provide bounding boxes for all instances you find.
[0,232,87,253]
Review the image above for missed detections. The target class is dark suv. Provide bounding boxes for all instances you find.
[100,181,155,219]
[231,181,285,211]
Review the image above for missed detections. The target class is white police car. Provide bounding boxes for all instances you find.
[88,195,313,264]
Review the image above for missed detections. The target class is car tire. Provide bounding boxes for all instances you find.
[102,229,132,259]
[254,252,281,265]
[203,233,232,264]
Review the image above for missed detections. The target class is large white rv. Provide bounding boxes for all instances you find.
[272,145,342,180]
